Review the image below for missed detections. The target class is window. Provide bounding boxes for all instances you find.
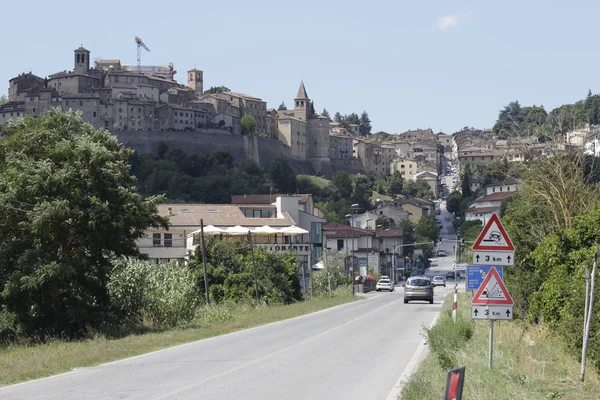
[164,233,172,248]
[337,239,344,251]
[153,233,161,247]
[66,101,70,106]
[79,101,83,107]
[77,54,80,63]
[93,112,96,117]
[33,108,36,113]
[81,54,85,63]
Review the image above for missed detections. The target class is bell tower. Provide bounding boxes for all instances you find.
[294,80,309,121]
[187,68,204,93]
[74,46,90,74]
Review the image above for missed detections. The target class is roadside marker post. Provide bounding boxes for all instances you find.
[452,285,457,324]
[444,366,465,400]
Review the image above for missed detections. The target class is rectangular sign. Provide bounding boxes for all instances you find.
[472,251,514,266]
[471,305,513,320]
[467,266,504,291]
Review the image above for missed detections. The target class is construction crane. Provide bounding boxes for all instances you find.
[135,36,150,73]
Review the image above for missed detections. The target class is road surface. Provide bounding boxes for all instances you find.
[0,286,454,400]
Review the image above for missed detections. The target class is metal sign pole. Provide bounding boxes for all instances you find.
[489,319,494,370]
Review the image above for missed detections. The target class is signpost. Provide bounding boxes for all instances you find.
[471,215,517,371]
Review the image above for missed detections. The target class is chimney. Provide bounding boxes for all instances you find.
[168,207,172,216]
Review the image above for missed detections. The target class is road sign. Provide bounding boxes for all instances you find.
[471,266,513,305]
[467,266,504,290]
[472,214,515,252]
[472,251,514,266]
[471,305,514,320]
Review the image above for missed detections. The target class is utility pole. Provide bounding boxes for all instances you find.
[200,219,210,305]
[581,247,597,382]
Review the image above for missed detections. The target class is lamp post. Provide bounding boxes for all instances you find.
[345,214,351,284]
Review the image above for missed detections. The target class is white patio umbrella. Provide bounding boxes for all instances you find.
[190,225,225,236]
[280,225,309,235]
[225,225,252,235]
[252,225,281,235]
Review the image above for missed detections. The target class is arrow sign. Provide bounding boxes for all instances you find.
[472,214,515,252]
[472,251,515,266]
[471,305,514,320]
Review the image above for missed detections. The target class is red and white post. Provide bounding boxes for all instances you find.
[452,285,458,324]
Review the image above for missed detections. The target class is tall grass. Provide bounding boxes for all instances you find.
[400,294,600,400]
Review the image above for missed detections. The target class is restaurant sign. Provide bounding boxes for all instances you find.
[255,244,312,254]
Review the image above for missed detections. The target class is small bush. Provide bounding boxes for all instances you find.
[108,258,198,328]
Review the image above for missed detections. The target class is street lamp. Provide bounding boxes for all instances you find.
[349,204,360,296]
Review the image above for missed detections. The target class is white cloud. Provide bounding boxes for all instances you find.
[436,11,472,31]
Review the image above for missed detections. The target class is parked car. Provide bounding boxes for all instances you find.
[403,276,434,304]
[437,249,447,257]
[376,278,394,292]
[432,276,446,287]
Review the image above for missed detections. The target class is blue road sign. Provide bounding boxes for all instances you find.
[467,266,504,290]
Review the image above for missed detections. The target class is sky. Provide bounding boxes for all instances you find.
[2,0,600,134]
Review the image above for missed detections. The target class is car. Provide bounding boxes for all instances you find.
[380,275,390,281]
[432,276,446,287]
[403,276,434,304]
[446,271,455,280]
[376,278,394,292]
[437,249,447,257]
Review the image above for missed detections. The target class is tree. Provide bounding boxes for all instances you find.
[310,100,316,116]
[402,180,433,200]
[157,141,169,159]
[322,108,330,119]
[415,217,439,243]
[376,216,392,229]
[278,102,287,111]
[0,94,7,105]
[386,171,403,198]
[334,112,343,123]
[446,191,462,215]
[332,171,353,198]
[492,101,525,138]
[0,109,168,338]
[460,163,473,198]
[359,111,372,136]
[266,158,296,194]
[240,115,257,136]
[203,86,231,94]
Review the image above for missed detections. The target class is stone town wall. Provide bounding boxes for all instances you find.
[111,130,317,175]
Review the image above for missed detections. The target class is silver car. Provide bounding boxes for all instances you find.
[403,276,434,304]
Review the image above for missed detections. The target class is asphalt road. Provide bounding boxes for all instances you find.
[0,285,454,400]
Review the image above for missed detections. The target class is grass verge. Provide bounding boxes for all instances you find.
[0,293,359,386]
[401,292,600,400]
[297,174,331,188]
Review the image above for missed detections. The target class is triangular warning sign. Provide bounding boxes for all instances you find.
[472,214,514,251]
[472,267,513,305]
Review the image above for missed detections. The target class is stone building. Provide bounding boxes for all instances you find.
[277,116,307,160]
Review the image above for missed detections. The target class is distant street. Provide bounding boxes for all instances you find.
[0,286,454,400]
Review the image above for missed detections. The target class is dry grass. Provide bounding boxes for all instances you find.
[401,293,600,399]
[0,294,358,386]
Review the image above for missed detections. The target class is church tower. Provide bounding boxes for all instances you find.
[187,68,204,93]
[74,47,90,74]
[294,80,309,121]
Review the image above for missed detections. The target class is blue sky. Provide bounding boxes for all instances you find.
[2,0,599,133]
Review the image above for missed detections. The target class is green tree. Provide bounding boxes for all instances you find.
[375,215,392,229]
[460,163,473,198]
[322,108,330,119]
[334,112,343,123]
[240,115,257,136]
[0,94,7,105]
[446,191,462,215]
[398,219,415,246]
[359,111,372,136]
[203,86,231,94]
[332,171,353,198]
[386,171,404,198]
[402,180,433,200]
[157,141,169,159]
[266,158,296,194]
[0,109,168,338]
[310,100,316,116]
[414,217,439,243]
[278,102,287,111]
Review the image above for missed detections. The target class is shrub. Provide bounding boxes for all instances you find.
[108,258,198,328]
[425,309,474,370]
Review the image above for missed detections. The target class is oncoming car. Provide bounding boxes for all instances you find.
[403,276,434,304]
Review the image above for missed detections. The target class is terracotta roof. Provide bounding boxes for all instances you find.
[465,206,500,214]
[231,194,311,204]
[375,229,403,238]
[486,179,519,187]
[323,224,376,238]
[475,192,515,203]
[157,204,295,227]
